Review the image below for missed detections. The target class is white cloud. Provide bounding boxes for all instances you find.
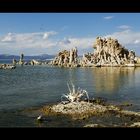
[0,31,58,55]
[56,30,140,55]
[104,30,140,45]
[104,30,140,55]
[104,16,114,20]
[56,37,95,54]
[43,31,57,39]
[1,32,14,42]
[134,39,140,44]
[0,31,57,43]
[1,29,140,56]
[117,25,131,30]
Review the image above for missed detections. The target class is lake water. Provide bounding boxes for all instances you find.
[0,62,140,127]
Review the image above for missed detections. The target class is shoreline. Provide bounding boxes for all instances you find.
[31,98,140,127]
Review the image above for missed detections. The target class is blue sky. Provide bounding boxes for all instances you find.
[0,13,140,55]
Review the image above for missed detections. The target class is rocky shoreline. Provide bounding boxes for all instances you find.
[33,83,140,127]
[20,82,140,127]
[39,99,140,127]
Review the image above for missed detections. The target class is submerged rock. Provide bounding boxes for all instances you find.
[0,64,16,69]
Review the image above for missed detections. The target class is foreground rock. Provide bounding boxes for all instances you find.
[41,100,140,127]
[22,83,140,127]
[51,101,107,119]
[84,123,104,127]
[43,101,119,120]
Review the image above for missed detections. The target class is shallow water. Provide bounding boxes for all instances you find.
[0,64,140,127]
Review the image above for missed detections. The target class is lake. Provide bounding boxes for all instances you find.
[0,64,140,127]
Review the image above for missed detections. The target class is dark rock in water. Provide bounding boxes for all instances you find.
[84,123,104,127]
[91,97,107,105]
[95,64,101,67]
[130,122,140,127]
[36,115,47,123]
[37,115,43,121]
[0,64,16,69]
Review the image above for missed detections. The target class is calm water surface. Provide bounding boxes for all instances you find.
[0,64,140,127]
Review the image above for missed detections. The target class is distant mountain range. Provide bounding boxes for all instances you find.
[0,54,55,60]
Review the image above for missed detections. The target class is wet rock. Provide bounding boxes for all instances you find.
[130,122,140,127]
[44,101,122,120]
[0,64,16,69]
[40,84,140,126]
[30,59,41,65]
[40,99,140,127]
[12,58,17,65]
[51,101,107,115]
[84,123,104,127]
[91,97,107,105]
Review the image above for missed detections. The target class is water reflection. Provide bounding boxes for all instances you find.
[91,67,136,94]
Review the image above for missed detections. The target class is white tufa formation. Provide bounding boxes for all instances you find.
[61,82,89,103]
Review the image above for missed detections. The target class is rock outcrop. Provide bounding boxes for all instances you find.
[49,37,140,67]
[49,47,79,67]
[12,54,44,66]
[82,37,137,67]
[42,99,140,127]
[19,53,24,65]
[30,59,41,65]
[0,64,16,69]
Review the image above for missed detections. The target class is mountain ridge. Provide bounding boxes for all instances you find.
[0,54,55,60]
